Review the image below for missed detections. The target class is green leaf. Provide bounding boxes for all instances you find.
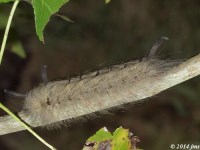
[112,127,131,150]
[32,0,69,42]
[83,127,142,150]
[11,41,26,59]
[88,127,112,142]
[0,0,14,3]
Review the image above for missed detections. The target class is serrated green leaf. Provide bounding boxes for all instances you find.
[11,41,26,59]
[32,0,69,42]
[0,0,14,3]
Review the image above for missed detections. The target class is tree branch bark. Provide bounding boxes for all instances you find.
[0,53,200,136]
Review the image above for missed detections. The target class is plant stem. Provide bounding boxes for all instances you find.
[0,0,20,64]
[0,102,57,150]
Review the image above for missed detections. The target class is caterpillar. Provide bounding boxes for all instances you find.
[5,37,181,128]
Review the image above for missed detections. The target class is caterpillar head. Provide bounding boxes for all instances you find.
[22,83,65,126]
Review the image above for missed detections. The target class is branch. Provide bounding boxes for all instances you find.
[0,53,200,135]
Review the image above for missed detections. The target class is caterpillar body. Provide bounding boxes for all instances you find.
[13,37,180,128]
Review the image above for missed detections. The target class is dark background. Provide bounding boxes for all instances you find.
[0,0,200,149]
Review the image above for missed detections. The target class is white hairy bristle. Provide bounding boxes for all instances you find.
[21,58,180,128]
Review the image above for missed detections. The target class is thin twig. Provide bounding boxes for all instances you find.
[0,0,20,64]
[0,103,57,150]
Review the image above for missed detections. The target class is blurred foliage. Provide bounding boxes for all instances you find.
[0,13,8,29]
[11,41,26,59]
[0,4,26,59]
[105,0,111,4]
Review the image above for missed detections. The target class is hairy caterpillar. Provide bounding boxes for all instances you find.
[6,37,180,128]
